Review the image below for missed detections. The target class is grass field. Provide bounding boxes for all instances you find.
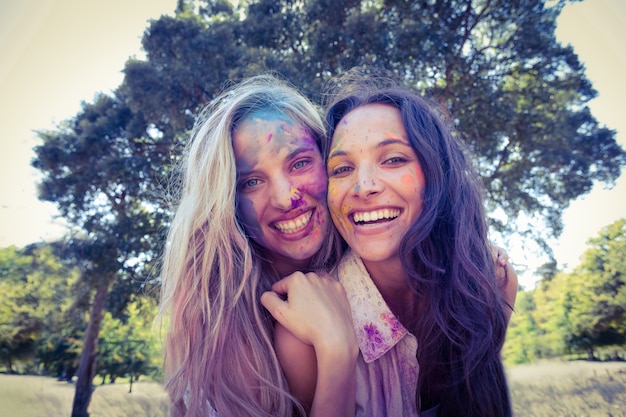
[0,374,169,417]
[508,360,626,416]
[1,360,625,416]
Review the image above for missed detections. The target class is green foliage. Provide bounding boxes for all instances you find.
[116,0,626,254]
[97,297,162,384]
[504,219,626,365]
[0,244,80,374]
[0,243,162,385]
[564,219,626,357]
[502,291,540,365]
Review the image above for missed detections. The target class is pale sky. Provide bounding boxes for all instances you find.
[1,0,625,289]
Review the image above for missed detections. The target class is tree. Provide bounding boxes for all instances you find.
[531,271,577,358]
[0,246,41,373]
[32,94,168,417]
[0,244,79,374]
[121,0,625,256]
[97,296,162,391]
[564,219,626,358]
[502,290,540,365]
[504,219,626,364]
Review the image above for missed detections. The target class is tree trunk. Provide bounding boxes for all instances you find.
[71,283,110,417]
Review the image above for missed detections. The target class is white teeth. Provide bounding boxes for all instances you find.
[274,211,313,234]
[353,209,400,224]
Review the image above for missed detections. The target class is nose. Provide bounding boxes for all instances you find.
[270,177,302,210]
[353,165,382,199]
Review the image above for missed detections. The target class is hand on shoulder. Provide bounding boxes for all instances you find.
[261,271,356,350]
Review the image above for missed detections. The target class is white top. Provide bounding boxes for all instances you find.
[338,249,438,417]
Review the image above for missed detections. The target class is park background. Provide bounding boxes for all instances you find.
[1,0,625,288]
[1,0,625,416]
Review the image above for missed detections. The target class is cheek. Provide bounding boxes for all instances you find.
[236,196,264,239]
[327,182,352,232]
[400,170,426,217]
[302,166,329,204]
[401,173,413,187]
[400,173,417,197]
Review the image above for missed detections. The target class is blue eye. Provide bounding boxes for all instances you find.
[293,160,308,170]
[239,178,261,190]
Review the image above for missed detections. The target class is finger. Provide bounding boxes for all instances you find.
[260,290,289,322]
[271,277,291,295]
[491,245,508,266]
[497,250,509,266]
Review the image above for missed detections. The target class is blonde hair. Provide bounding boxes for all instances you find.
[158,75,339,416]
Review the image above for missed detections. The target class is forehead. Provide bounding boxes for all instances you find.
[234,110,297,146]
[233,110,318,164]
[333,103,406,141]
[243,108,293,124]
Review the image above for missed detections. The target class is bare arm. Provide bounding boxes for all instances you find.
[261,272,358,417]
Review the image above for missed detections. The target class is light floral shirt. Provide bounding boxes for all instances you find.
[338,250,438,417]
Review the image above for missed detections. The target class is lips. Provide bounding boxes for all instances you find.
[352,208,400,225]
[272,210,314,234]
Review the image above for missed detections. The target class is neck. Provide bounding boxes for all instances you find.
[271,255,313,278]
[363,257,415,327]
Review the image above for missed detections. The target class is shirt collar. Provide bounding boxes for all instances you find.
[337,250,409,363]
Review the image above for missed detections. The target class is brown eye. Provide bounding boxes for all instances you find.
[329,166,353,177]
[383,156,408,165]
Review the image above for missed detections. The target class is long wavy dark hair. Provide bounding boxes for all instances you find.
[325,81,512,417]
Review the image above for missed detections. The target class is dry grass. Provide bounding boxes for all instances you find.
[1,360,625,416]
[507,360,626,416]
[0,374,169,417]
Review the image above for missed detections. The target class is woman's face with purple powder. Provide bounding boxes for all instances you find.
[233,110,330,270]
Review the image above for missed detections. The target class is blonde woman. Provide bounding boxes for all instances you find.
[158,75,357,417]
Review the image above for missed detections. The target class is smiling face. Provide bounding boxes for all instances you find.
[327,103,426,268]
[233,110,330,274]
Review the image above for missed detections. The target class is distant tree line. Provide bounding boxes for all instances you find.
[504,219,626,365]
[0,243,161,386]
[2,219,624,381]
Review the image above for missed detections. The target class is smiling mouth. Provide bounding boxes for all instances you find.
[273,210,314,234]
[352,209,400,225]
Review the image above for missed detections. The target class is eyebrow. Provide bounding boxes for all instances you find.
[237,144,317,175]
[328,138,409,159]
[286,145,317,160]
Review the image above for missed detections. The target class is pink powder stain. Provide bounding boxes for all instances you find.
[267,133,273,142]
[401,173,414,187]
[310,227,321,240]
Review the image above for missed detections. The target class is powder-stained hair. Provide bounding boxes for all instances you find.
[158,74,340,417]
[325,74,512,417]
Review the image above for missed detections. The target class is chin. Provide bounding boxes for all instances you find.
[354,246,398,263]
